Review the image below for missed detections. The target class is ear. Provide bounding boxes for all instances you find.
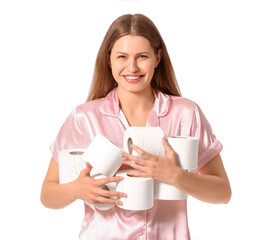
[155,49,162,68]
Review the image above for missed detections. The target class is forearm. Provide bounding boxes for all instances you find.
[40,181,77,209]
[172,169,231,204]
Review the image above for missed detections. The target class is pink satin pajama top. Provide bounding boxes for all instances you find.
[50,87,223,240]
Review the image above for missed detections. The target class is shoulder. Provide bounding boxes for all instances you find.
[168,95,199,114]
[71,98,105,117]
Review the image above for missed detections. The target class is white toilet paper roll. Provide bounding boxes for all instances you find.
[87,168,116,211]
[166,136,199,170]
[83,134,123,177]
[58,149,86,184]
[123,127,165,157]
[154,181,188,200]
[115,170,154,211]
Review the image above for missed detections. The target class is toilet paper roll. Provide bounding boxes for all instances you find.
[115,170,154,211]
[58,149,86,184]
[166,136,199,170]
[154,181,188,200]
[83,134,123,177]
[87,168,116,211]
[123,127,165,158]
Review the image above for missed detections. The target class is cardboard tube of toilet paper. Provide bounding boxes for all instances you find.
[83,134,123,177]
[166,136,199,170]
[58,149,86,184]
[87,168,116,211]
[123,127,165,157]
[115,170,154,211]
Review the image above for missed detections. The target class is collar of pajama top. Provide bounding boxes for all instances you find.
[99,87,171,132]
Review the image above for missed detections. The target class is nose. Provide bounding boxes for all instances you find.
[128,58,139,72]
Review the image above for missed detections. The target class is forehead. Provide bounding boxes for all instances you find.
[111,35,153,53]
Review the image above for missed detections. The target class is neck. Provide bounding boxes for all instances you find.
[117,86,155,114]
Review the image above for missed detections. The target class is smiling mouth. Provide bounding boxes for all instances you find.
[123,75,144,80]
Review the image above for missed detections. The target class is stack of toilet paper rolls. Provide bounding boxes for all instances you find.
[123,127,199,201]
[58,127,199,211]
[58,134,123,211]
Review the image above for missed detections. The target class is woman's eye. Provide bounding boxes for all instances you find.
[117,55,147,59]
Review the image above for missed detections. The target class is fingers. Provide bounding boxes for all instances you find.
[123,159,148,172]
[121,150,152,166]
[99,188,127,199]
[80,162,93,176]
[132,144,157,160]
[126,171,148,178]
[94,196,124,206]
[127,144,155,160]
[95,190,126,206]
[85,177,127,206]
[162,137,174,152]
[93,187,127,206]
[121,145,158,173]
[94,176,124,187]
[162,137,176,158]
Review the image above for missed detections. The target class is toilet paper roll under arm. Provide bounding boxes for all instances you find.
[123,127,165,157]
[58,149,86,184]
[58,148,117,211]
[166,136,199,170]
[154,181,188,200]
[115,170,154,211]
[83,134,123,177]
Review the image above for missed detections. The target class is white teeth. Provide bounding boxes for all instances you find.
[124,76,142,80]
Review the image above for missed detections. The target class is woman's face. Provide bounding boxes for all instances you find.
[109,35,162,94]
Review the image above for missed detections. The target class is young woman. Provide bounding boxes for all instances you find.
[41,14,231,240]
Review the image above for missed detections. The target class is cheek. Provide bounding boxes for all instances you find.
[112,62,125,73]
[139,61,156,73]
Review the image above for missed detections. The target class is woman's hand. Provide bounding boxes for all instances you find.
[121,137,181,185]
[71,162,127,206]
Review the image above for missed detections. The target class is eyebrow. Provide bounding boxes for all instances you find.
[115,51,150,55]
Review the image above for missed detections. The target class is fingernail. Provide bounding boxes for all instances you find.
[118,202,123,206]
[123,194,127,198]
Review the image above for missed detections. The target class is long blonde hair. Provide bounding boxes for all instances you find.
[86,14,181,101]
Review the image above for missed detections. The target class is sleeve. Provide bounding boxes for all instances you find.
[190,103,223,172]
[49,106,87,162]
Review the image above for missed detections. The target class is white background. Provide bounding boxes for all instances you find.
[0,0,272,239]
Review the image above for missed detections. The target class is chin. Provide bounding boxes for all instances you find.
[120,83,152,94]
